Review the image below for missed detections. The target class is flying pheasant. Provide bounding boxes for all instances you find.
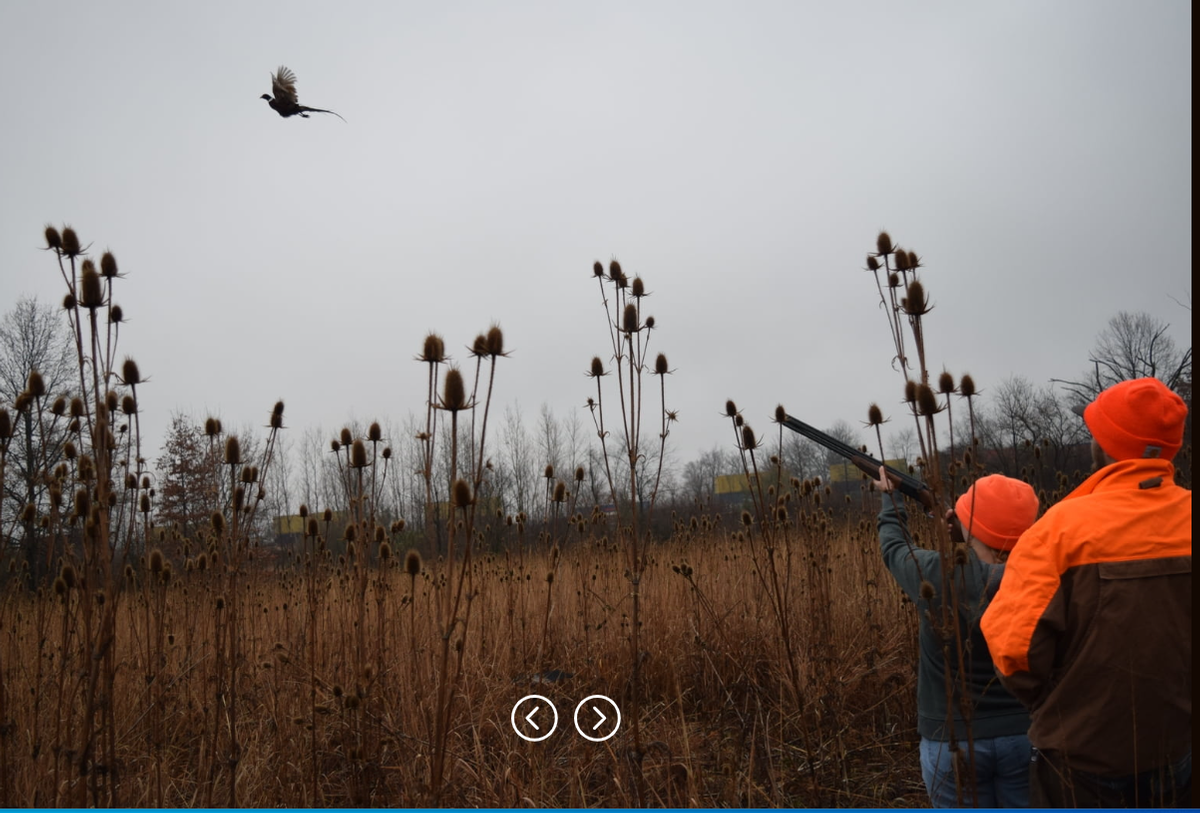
[261,66,346,122]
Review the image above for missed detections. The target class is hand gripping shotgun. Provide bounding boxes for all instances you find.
[781,414,935,509]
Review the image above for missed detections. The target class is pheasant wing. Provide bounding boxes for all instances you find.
[271,66,300,105]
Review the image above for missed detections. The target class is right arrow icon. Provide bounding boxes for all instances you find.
[574,694,621,742]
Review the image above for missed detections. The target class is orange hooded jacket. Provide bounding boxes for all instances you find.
[981,458,1191,775]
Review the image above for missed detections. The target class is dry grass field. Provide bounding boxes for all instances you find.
[0,499,933,808]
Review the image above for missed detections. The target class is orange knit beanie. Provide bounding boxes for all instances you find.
[955,475,1040,552]
[1083,377,1188,461]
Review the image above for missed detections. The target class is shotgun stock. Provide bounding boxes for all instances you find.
[782,414,934,508]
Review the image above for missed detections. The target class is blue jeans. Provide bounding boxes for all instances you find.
[921,734,1032,808]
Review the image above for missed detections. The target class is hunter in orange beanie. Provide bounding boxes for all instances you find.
[1083,376,1188,461]
[955,475,1040,552]
[983,375,1191,807]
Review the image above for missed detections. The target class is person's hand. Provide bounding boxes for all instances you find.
[878,464,900,494]
[946,509,965,544]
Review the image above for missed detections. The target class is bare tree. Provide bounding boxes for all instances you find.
[0,296,75,577]
[1055,311,1191,404]
[499,403,536,515]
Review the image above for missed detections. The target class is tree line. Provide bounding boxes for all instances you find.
[2,294,1191,575]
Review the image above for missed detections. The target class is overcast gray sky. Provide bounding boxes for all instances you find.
[0,1,1192,475]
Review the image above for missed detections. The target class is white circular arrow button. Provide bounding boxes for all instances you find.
[511,694,558,742]
[573,694,621,742]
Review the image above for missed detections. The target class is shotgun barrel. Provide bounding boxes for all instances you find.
[782,414,933,506]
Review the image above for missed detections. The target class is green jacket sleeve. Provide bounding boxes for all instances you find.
[877,494,940,602]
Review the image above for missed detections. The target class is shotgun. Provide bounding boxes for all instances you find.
[781,414,934,508]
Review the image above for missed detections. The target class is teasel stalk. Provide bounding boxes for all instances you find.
[586,260,677,801]
[418,333,445,557]
[861,232,980,804]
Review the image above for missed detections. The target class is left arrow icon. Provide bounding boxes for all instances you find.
[511,694,558,742]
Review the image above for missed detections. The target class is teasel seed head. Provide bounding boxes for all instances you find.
[917,384,940,417]
[589,356,605,377]
[44,225,62,250]
[390,519,405,534]
[725,400,737,417]
[631,276,645,298]
[205,416,219,436]
[622,303,639,334]
[420,332,446,363]
[452,478,473,507]
[121,395,136,415]
[60,562,78,590]
[306,517,319,537]
[903,280,930,315]
[109,304,123,324]
[140,493,151,514]
[654,353,669,375]
[330,439,340,453]
[61,227,81,258]
[740,510,752,527]
[14,391,32,413]
[324,508,333,522]
[645,315,655,329]
[54,577,67,597]
[441,368,466,411]
[211,511,225,535]
[959,374,976,398]
[543,464,554,479]
[938,371,955,395]
[575,465,585,482]
[351,439,368,469]
[876,231,894,256]
[741,425,756,449]
[100,251,118,279]
[405,549,422,576]
[553,481,567,502]
[609,259,623,279]
[62,292,77,310]
[149,548,164,573]
[225,435,240,465]
[269,400,285,429]
[26,369,46,399]
[141,475,151,489]
[80,262,104,310]
[919,580,935,601]
[735,413,744,427]
[470,334,489,358]
[368,421,381,442]
[593,261,603,277]
[867,404,884,426]
[866,254,880,271]
[382,446,392,460]
[485,324,505,357]
[904,379,918,405]
[379,539,392,562]
[51,396,66,416]
[894,248,911,272]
